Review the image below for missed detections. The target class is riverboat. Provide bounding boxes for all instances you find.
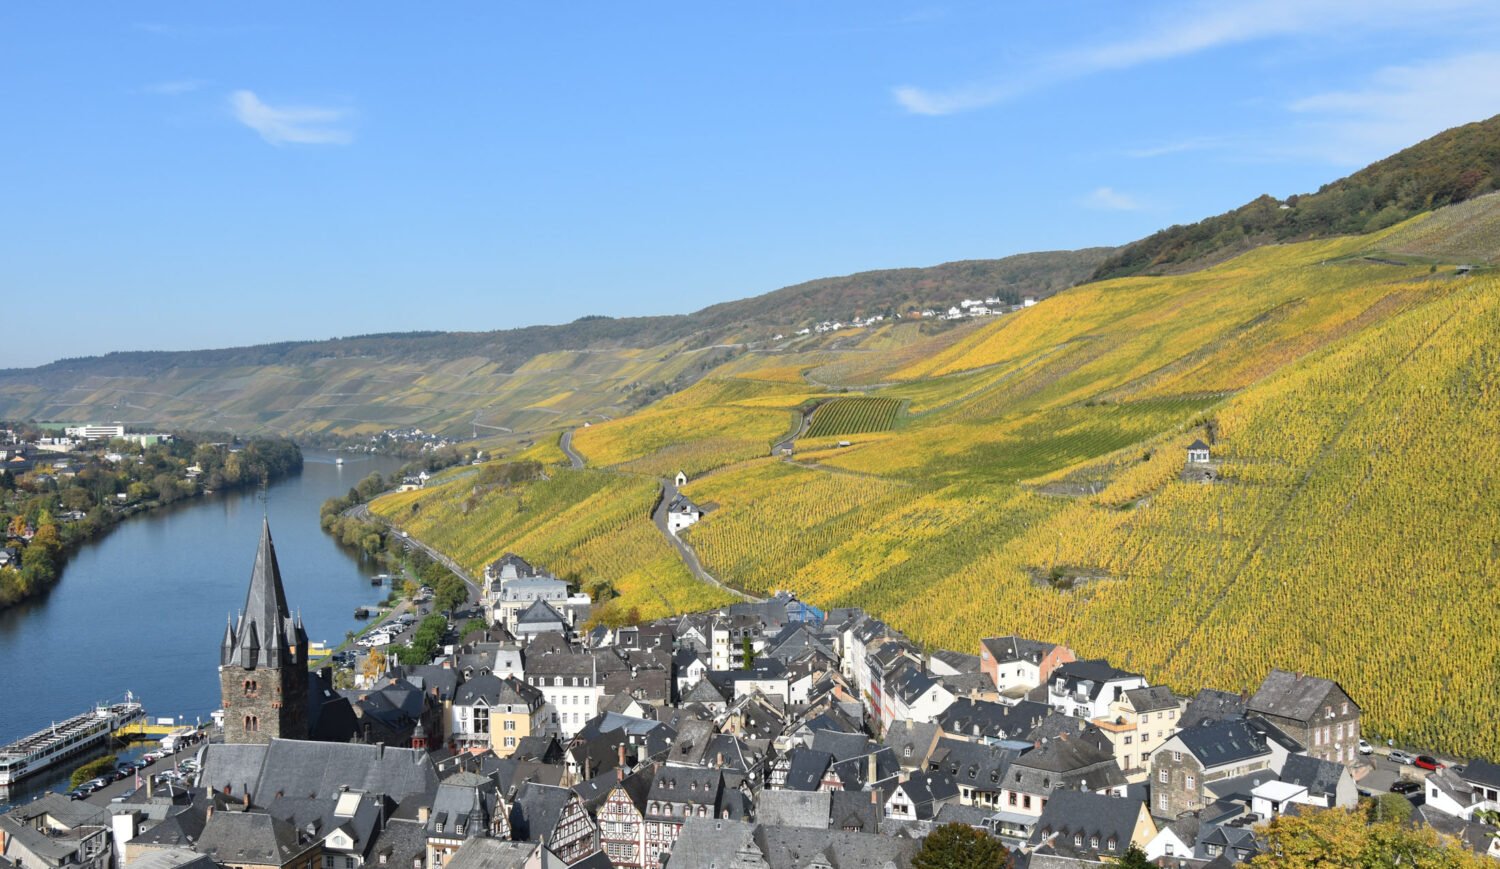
[0,694,145,787]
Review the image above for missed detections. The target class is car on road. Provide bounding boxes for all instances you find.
[1359,739,1373,755]
[1389,750,1415,765]
[1390,780,1422,794]
[1414,755,1444,771]
[67,788,91,800]
[111,788,137,803]
[141,750,166,763]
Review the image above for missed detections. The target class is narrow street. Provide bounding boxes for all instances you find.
[652,480,762,603]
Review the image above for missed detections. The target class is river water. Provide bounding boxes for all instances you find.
[0,451,407,806]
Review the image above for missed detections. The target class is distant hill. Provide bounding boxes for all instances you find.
[1092,113,1500,279]
[0,248,1108,437]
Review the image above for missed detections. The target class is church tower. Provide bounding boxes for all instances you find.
[219,518,309,744]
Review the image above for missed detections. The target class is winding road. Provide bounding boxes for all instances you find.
[559,430,586,469]
[652,479,762,603]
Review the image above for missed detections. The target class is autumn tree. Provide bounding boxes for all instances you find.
[913,823,1010,869]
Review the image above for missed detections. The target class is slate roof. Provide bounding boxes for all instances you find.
[1180,689,1246,728]
[1176,719,1270,769]
[1280,754,1346,800]
[195,811,317,866]
[929,649,982,673]
[781,748,835,791]
[929,738,1017,790]
[758,789,832,828]
[1187,440,1210,451]
[442,838,535,869]
[938,698,1050,741]
[1050,659,1144,698]
[200,738,438,806]
[665,818,761,868]
[979,635,1060,665]
[222,519,307,669]
[515,598,569,628]
[1029,791,1148,860]
[366,817,427,869]
[508,782,572,843]
[752,824,920,869]
[1462,757,1500,790]
[454,674,543,710]
[125,850,218,869]
[883,720,940,767]
[1246,669,1353,723]
[828,790,881,834]
[1123,685,1178,713]
[810,730,872,763]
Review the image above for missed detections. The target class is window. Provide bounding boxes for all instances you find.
[904,746,912,758]
[1159,794,1169,812]
[1172,750,1182,762]
[1124,735,1133,745]
[554,677,562,686]
[1206,844,1221,857]
[474,707,489,734]
[1023,795,1031,809]
[1186,775,1196,790]
[243,679,258,697]
[1008,793,1017,806]
[1159,769,1169,784]
[504,719,516,731]
[244,714,259,733]
[1090,836,1099,850]
[1074,834,1083,847]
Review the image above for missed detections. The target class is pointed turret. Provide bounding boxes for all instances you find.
[220,615,236,665]
[224,518,306,670]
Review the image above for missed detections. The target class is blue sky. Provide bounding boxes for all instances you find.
[4,2,1500,367]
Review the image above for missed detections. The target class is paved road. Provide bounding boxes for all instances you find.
[76,737,211,806]
[773,404,818,456]
[652,481,761,603]
[559,430,585,469]
[346,505,482,602]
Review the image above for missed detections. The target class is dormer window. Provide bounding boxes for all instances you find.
[1090,835,1099,850]
[1074,834,1083,847]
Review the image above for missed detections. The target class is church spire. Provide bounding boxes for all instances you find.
[224,517,298,669]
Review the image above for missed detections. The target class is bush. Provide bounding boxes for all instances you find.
[71,754,119,789]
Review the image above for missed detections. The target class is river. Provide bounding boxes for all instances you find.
[0,450,408,807]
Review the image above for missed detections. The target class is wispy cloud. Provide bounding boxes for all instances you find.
[1125,136,1227,159]
[230,90,354,146]
[1083,187,1142,211]
[140,79,207,96]
[893,0,1500,115]
[1289,52,1500,164]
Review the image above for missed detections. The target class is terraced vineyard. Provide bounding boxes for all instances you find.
[805,397,903,438]
[370,206,1500,757]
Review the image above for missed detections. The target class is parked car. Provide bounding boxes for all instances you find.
[110,788,137,803]
[1358,739,1373,755]
[1389,750,1415,765]
[67,788,90,801]
[1390,780,1422,794]
[1414,755,1444,771]
[141,751,166,763]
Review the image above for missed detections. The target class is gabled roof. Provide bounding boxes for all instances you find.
[222,519,307,669]
[781,748,834,791]
[1175,719,1270,769]
[1181,688,1247,728]
[195,811,316,865]
[1463,757,1500,790]
[1280,754,1347,799]
[1029,791,1149,859]
[515,598,569,628]
[1246,669,1354,723]
[979,635,1059,665]
[757,789,832,828]
[938,698,1050,741]
[1187,439,1210,451]
[1123,685,1179,713]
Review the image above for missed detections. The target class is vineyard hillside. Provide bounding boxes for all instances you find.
[375,208,1500,759]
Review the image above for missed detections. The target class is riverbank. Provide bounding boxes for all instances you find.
[0,434,301,611]
[0,451,407,796]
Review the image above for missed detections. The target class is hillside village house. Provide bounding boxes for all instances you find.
[1186,440,1212,463]
[664,495,702,535]
[980,636,1076,702]
[1246,669,1362,766]
[1090,685,1184,782]
[450,674,546,756]
[1148,717,1296,819]
[1044,660,1148,719]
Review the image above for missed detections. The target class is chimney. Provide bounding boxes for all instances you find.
[242,789,251,810]
[867,752,878,784]
[417,805,430,824]
[618,743,627,769]
[716,752,724,769]
[870,790,878,806]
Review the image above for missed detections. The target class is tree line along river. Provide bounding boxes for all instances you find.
[0,451,407,808]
